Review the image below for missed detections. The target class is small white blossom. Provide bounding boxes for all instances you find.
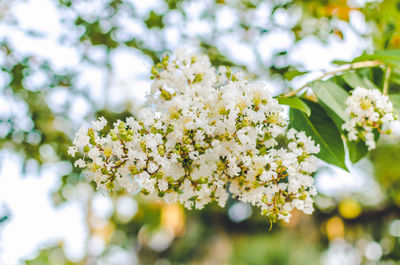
[342,87,396,150]
[68,146,78,157]
[73,127,89,148]
[74,159,86,168]
[92,117,107,131]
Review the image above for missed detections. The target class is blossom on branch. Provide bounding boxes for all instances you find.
[70,50,320,223]
[342,87,396,150]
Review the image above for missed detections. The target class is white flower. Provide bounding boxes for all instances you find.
[342,87,396,150]
[74,159,86,168]
[139,109,155,127]
[92,117,107,131]
[73,127,89,148]
[158,179,168,192]
[70,50,321,224]
[68,146,78,157]
[148,162,159,174]
[88,147,100,160]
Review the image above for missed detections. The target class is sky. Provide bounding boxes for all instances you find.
[0,0,393,264]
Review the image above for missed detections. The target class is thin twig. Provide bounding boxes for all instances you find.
[383,64,392,95]
[282,60,383,97]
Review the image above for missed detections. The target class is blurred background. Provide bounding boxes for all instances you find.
[1,0,400,264]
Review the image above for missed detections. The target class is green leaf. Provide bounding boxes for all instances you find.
[347,140,369,164]
[390,73,400,85]
[283,69,309,81]
[354,49,400,66]
[277,97,311,117]
[331,59,350,65]
[311,80,348,121]
[341,72,379,90]
[347,130,380,164]
[289,100,347,171]
[389,94,400,115]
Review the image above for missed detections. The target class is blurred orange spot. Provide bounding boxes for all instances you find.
[390,34,400,48]
[326,216,344,240]
[280,209,300,227]
[161,203,186,236]
[324,3,356,21]
[93,221,115,243]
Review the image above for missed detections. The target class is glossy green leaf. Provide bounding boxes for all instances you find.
[390,73,400,85]
[347,129,380,164]
[277,97,311,116]
[341,72,379,90]
[354,49,400,66]
[389,94,400,115]
[289,100,347,171]
[284,69,309,81]
[347,139,369,164]
[311,80,348,123]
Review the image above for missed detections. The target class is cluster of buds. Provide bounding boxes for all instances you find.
[342,87,396,150]
[69,50,320,223]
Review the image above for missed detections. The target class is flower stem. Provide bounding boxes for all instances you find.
[282,60,383,97]
[383,64,392,95]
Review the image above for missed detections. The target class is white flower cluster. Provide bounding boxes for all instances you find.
[342,87,396,150]
[70,50,320,223]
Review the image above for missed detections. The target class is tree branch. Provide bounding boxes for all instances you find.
[383,64,392,95]
[282,60,383,97]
